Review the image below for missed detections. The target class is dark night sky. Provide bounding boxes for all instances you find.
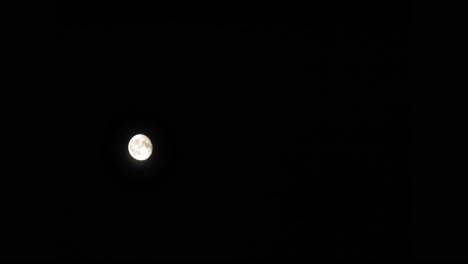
[12,2,418,261]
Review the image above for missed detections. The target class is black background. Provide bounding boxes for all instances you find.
[19,2,415,261]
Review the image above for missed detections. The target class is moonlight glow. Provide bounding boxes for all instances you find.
[128,134,153,161]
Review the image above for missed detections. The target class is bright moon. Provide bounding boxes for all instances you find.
[128,134,153,161]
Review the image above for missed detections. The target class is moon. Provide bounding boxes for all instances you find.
[128,134,153,161]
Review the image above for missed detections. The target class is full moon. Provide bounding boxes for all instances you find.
[128,134,153,161]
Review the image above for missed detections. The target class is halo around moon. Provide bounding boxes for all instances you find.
[128,134,153,161]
